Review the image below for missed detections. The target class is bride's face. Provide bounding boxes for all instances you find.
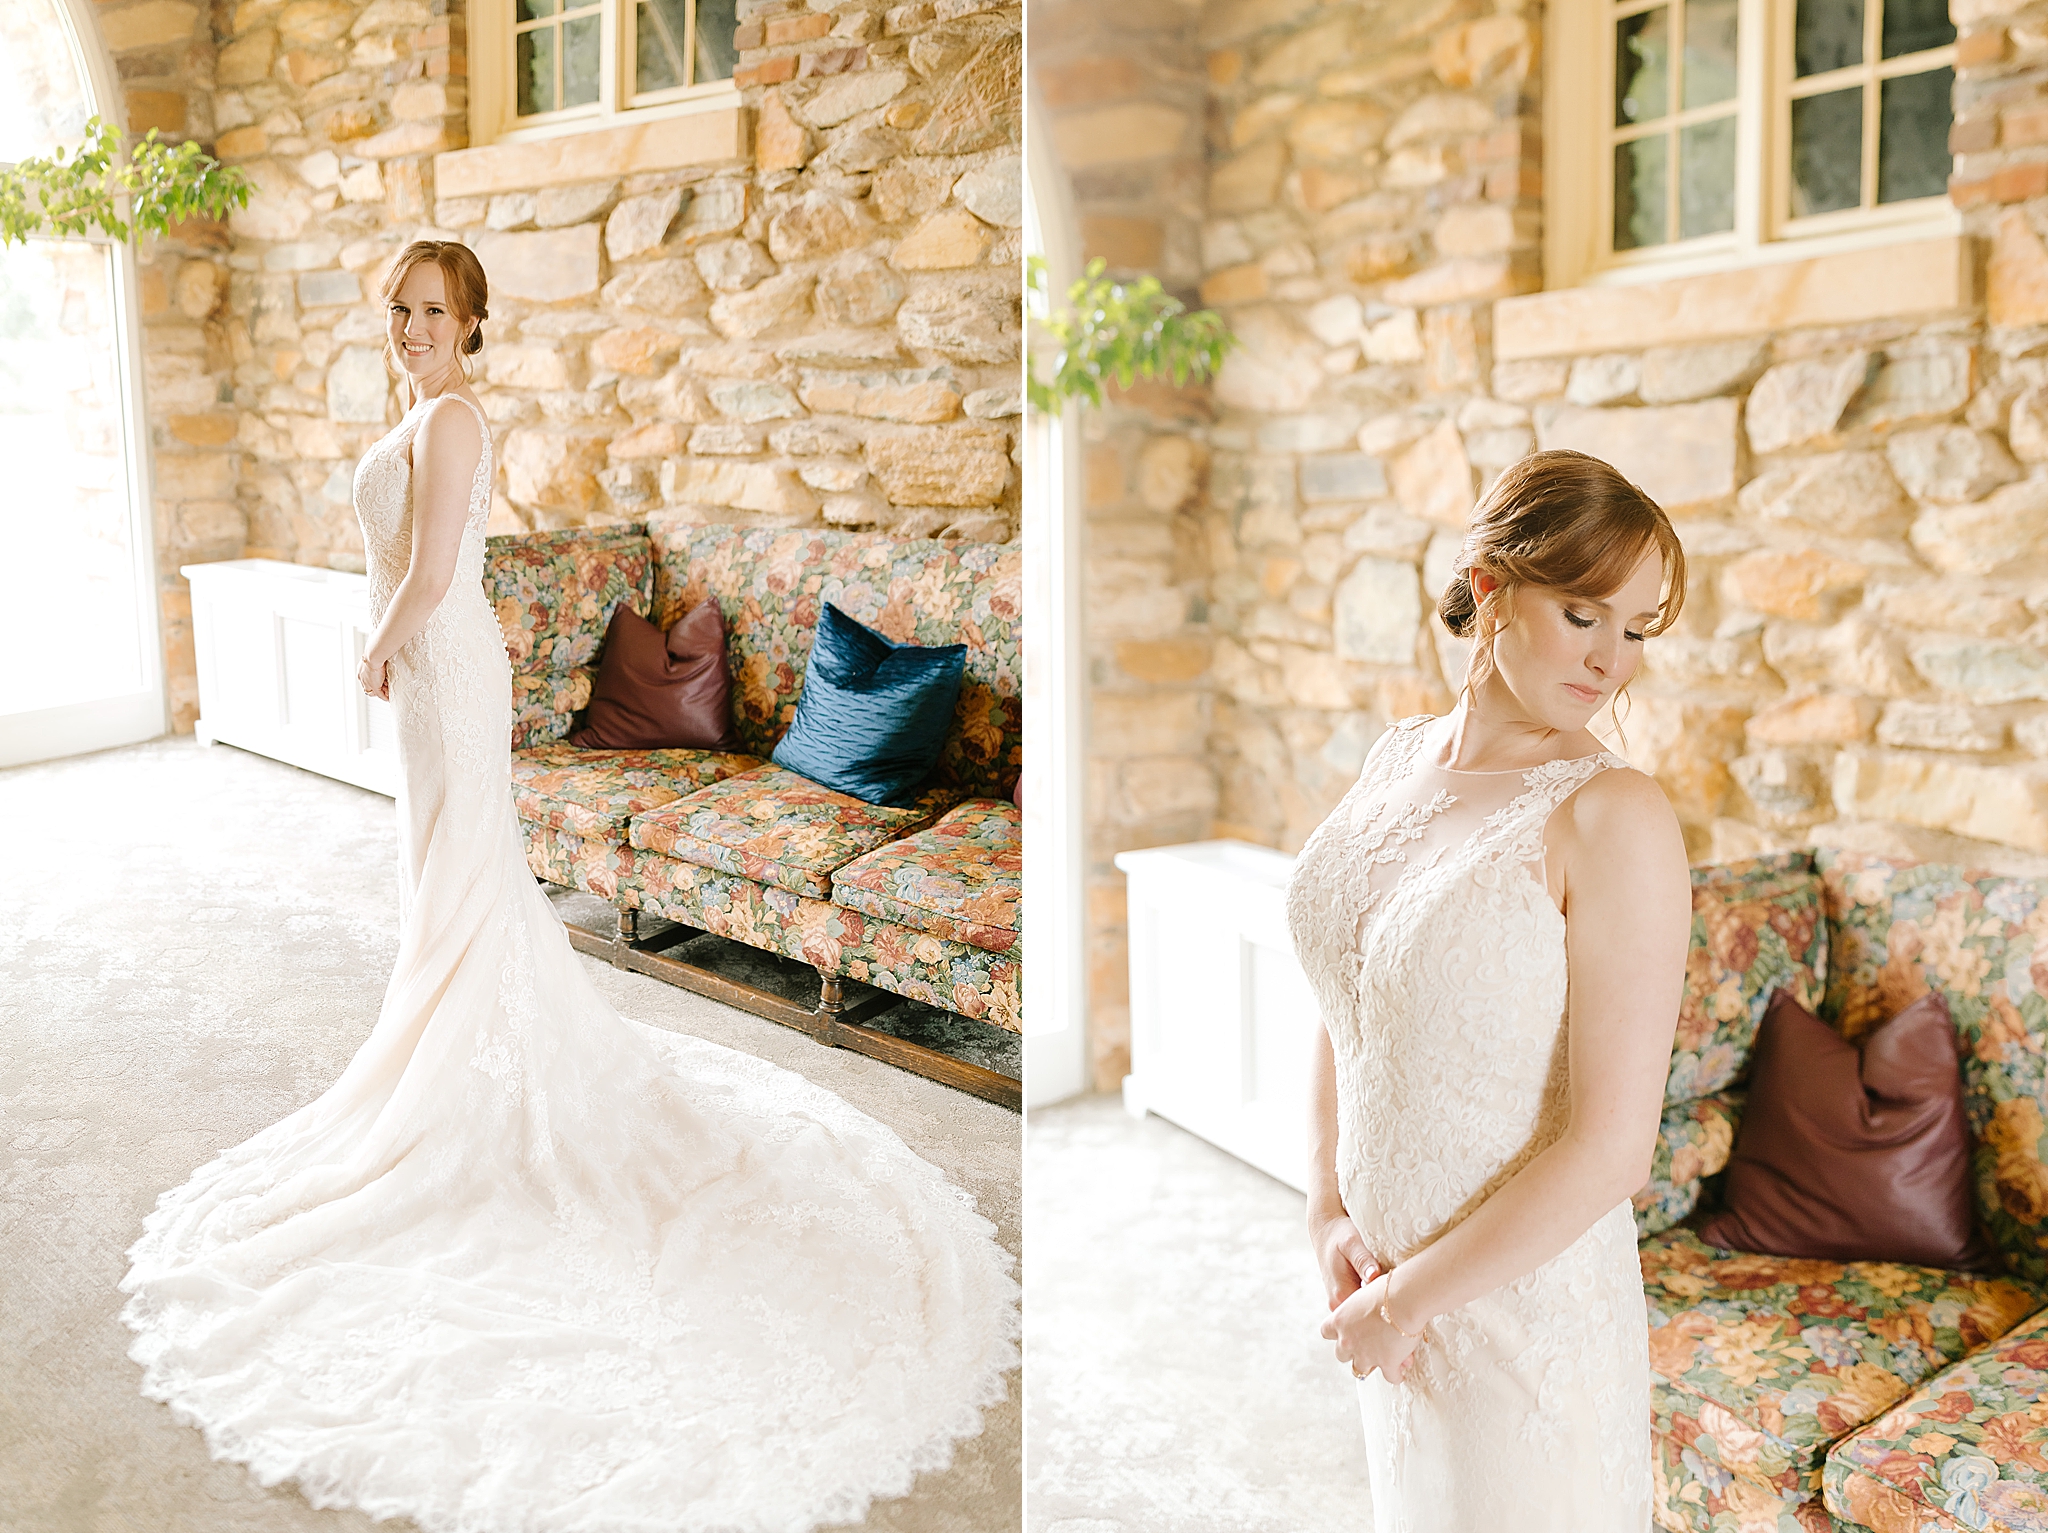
[386,263,471,385]
[1476,546,1664,731]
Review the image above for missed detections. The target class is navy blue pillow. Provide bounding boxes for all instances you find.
[770,602,965,806]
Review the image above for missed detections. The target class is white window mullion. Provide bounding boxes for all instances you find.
[1668,0,1686,246]
[1862,0,1882,208]
[603,0,623,114]
[1599,2,1618,270]
[1734,0,1770,253]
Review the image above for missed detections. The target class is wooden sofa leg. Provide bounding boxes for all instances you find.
[617,907,638,947]
[816,972,846,1046]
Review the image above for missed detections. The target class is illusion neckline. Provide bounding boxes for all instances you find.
[405,389,485,416]
[1412,715,1613,777]
[1428,755,1610,777]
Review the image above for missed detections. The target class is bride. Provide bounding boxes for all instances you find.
[1288,450,1692,1530]
[119,240,1018,1533]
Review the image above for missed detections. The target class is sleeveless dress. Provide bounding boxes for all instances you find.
[118,391,1018,1533]
[1285,713,1653,1532]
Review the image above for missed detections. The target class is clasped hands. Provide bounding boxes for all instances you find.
[1313,1212,1422,1385]
[358,633,517,700]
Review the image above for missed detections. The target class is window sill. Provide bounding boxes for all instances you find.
[434,103,750,199]
[1494,233,1977,361]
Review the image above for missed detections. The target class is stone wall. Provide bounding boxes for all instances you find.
[1031,0,1215,1088]
[88,0,1020,730]
[1046,0,2048,1087]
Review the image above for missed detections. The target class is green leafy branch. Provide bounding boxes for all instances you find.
[1026,254,1235,414]
[0,116,251,247]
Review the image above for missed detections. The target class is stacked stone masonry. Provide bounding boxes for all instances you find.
[98,0,1019,730]
[1039,0,2048,1087]
[1033,0,1216,1087]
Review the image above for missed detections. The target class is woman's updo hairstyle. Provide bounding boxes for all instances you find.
[1439,448,1687,707]
[378,240,490,378]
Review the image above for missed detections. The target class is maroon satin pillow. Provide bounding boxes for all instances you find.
[567,601,738,752]
[1697,988,1996,1271]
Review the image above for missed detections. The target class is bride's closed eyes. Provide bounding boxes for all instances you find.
[1562,608,1645,642]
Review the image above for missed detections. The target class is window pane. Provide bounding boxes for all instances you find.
[1679,116,1737,237]
[1614,134,1670,250]
[563,13,600,106]
[516,26,556,116]
[1791,86,1863,214]
[1683,0,1740,108]
[1880,66,1953,202]
[516,0,556,19]
[1795,0,1863,76]
[695,0,739,83]
[0,0,94,162]
[1882,0,1954,58]
[1616,8,1670,126]
[0,242,143,715]
[636,0,691,92]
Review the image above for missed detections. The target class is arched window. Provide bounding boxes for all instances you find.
[0,0,163,766]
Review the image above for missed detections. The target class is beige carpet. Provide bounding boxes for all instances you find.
[1025,1096,1372,1533]
[0,735,1019,1533]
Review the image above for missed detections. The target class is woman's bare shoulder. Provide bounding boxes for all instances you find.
[1558,760,1685,867]
[415,393,483,461]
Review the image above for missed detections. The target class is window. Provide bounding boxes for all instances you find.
[1550,0,1958,286]
[0,0,165,765]
[473,0,739,145]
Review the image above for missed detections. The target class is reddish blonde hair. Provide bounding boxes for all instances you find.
[1438,448,1687,707]
[378,240,489,379]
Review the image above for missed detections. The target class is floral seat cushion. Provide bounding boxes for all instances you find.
[1636,1092,1743,1239]
[510,671,597,750]
[627,765,958,900]
[1819,850,2048,1285]
[487,527,657,749]
[1644,1229,2043,1522]
[1824,1305,2048,1533]
[511,744,763,838]
[626,853,1022,1030]
[1651,1443,1835,1533]
[645,521,1022,800]
[1668,853,1831,1105]
[829,799,1021,955]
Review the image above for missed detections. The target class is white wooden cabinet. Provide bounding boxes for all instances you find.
[1114,839,1317,1193]
[183,559,399,797]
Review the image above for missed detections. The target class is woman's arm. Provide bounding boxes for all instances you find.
[1322,765,1689,1380]
[1309,1017,1381,1309]
[358,399,483,697]
[1303,722,1411,1310]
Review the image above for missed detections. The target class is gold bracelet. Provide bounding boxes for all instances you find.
[1380,1300,1426,1339]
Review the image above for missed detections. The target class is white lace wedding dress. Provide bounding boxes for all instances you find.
[1286,713,1652,1532]
[120,390,1018,1533]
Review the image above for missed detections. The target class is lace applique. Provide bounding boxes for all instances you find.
[1289,717,1653,1529]
[1289,717,1444,1006]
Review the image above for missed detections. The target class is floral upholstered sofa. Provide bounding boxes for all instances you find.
[482,517,1022,1098]
[1641,847,2048,1533]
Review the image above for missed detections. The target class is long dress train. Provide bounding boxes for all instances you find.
[119,389,1019,1533]
[1286,713,1653,1532]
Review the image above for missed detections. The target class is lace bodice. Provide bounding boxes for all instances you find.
[1285,714,1653,1528]
[350,390,511,902]
[1289,712,1631,1251]
[352,390,495,617]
